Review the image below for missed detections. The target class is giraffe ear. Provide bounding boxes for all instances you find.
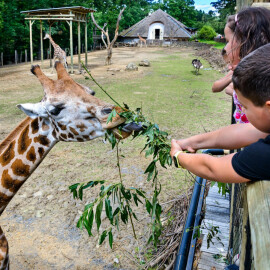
[17,103,48,119]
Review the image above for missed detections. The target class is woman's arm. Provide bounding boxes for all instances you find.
[212,71,233,93]
[224,82,234,96]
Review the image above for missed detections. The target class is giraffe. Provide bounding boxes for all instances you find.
[137,34,147,48]
[0,62,132,270]
[44,33,68,72]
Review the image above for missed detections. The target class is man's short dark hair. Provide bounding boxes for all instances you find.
[232,43,270,106]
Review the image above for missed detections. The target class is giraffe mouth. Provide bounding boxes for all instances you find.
[111,122,143,139]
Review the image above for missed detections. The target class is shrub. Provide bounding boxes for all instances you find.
[198,25,217,40]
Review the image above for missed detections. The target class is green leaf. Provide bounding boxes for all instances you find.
[146,200,152,214]
[135,189,146,198]
[108,230,113,249]
[78,183,84,200]
[106,109,116,124]
[105,198,113,224]
[113,207,120,217]
[132,212,138,220]
[115,215,119,230]
[144,160,156,174]
[87,209,94,236]
[77,216,83,229]
[95,200,103,232]
[121,186,131,200]
[99,230,107,245]
[120,207,128,224]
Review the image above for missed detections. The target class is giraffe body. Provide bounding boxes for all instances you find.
[44,33,68,71]
[137,34,147,48]
[0,62,130,269]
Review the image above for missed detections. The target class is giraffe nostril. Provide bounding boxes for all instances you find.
[102,108,112,115]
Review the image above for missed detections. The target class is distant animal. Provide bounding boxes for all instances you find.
[192,59,203,75]
[137,33,147,48]
[44,33,68,72]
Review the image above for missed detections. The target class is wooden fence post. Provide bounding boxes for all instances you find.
[247,181,270,269]
[1,52,3,66]
[15,50,18,64]
[25,49,27,62]
[20,51,22,63]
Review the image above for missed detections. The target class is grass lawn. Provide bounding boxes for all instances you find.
[199,39,225,50]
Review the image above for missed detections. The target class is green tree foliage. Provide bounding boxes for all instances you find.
[211,0,236,21]
[0,0,235,63]
[153,0,197,27]
[197,25,217,40]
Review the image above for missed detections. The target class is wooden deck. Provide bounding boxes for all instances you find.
[197,184,230,270]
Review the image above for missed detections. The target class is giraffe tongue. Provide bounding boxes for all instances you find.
[121,122,143,132]
[111,122,143,139]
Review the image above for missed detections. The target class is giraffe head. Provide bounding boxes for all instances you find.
[17,62,129,142]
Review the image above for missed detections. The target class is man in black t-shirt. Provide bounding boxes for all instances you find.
[170,43,270,183]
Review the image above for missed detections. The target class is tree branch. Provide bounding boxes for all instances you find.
[111,7,126,46]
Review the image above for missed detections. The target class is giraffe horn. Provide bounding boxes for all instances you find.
[55,61,70,80]
[31,65,54,93]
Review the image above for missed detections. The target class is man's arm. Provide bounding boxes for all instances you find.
[176,123,268,152]
[173,151,249,183]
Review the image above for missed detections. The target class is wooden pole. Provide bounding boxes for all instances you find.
[30,20,33,64]
[78,21,81,70]
[85,14,88,67]
[49,24,52,67]
[40,20,43,65]
[15,50,18,64]
[1,52,3,66]
[69,16,74,74]
[20,51,22,63]
[25,49,27,62]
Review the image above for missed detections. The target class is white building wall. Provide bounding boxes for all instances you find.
[147,22,164,40]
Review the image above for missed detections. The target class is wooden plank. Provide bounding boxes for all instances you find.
[198,252,227,268]
[205,197,230,208]
[239,186,248,270]
[252,2,270,9]
[247,181,270,270]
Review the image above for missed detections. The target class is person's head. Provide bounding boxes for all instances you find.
[232,43,270,133]
[223,7,270,66]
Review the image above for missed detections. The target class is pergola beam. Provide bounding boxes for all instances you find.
[21,6,94,73]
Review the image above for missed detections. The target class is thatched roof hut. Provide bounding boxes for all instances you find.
[119,9,191,44]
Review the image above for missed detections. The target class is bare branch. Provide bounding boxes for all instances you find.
[111,7,126,46]
[101,23,108,48]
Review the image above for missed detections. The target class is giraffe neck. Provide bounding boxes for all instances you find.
[48,35,57,49]
[0,117,57,214]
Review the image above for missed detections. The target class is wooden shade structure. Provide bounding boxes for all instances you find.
[21,6,95,73]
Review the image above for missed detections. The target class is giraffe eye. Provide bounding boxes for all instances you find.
[50,105,65,116]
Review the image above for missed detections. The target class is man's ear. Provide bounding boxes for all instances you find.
[17,103,48,119]
[265,101,270,109]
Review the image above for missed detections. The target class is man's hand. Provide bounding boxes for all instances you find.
[170,138,197,156]
[170,139,183,158]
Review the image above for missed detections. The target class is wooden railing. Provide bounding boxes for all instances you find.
[232,181,270,269]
